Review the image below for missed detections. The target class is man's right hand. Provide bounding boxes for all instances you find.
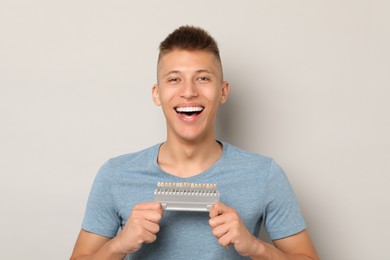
[112,201,164,254]
[70,201,163,260]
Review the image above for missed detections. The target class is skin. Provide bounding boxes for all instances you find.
[209,202,319,260]
[152,49,229,177]
[70,202,164,260]
[70,49,319,260]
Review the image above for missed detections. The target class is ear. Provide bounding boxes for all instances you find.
[219,81,230,104]
[152,84,161,106]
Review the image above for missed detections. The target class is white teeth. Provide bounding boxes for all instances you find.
[175,106,204,113]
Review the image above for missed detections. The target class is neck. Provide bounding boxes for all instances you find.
[157,137,222,178]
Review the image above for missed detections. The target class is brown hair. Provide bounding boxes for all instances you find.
[158,25,223,78]
[159,25,221,61]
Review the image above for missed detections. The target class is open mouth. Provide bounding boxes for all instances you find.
[175,106,204,117]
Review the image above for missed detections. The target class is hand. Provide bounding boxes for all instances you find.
[113,202,163,254]
[209,202,263,257]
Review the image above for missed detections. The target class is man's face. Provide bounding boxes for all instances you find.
[152,49,229,144]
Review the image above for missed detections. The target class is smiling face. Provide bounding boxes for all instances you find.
[152,49,229,144]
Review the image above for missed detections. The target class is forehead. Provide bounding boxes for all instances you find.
[158,49,221,76]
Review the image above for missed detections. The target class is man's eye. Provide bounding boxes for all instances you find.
[198,76,209,81]
[168,78,179,82]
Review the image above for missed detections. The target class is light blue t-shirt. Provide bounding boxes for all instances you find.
[82,141,306,259]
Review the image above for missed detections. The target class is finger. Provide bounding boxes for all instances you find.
[142,231,157,244]
[132,208,163,223]
[211,222,229,239]
[144,209,163,223]
[209,214,226,228]
[141,219,161,234]
[218,232,233,247]
[209,202,230,218]
[209,209,236,228]
[134,201,164,211]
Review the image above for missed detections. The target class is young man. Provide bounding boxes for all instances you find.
[71,26,319,259]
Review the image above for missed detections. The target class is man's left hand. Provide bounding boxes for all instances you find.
[209,202,264,257]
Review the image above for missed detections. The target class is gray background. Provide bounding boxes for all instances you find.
[1,0,389,259]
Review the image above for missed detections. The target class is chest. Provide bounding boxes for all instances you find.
[112,169,267,232]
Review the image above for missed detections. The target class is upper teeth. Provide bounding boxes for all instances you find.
[176,107,204,113]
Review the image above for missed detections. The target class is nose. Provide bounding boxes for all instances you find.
[180,80,198,99]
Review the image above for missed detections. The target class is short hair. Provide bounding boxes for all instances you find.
[158,25,223,78]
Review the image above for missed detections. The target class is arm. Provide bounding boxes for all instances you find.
[70,202,163,260]
[70,230,125,260]
[209,202,319,260]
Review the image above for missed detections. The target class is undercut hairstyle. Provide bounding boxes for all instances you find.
[158,25,223,79]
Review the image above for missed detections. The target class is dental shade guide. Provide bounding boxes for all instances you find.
[154,182,220,212]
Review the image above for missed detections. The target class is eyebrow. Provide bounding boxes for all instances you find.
[163,69,215,78]
[163,70,180,77]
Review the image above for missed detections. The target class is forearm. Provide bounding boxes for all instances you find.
[71,237,127,260]
[250,239,319,260]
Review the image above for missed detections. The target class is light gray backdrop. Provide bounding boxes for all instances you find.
[1,0,389,259]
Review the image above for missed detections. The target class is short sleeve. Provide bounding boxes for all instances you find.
[263,160,306,240]
[81,161,121,238]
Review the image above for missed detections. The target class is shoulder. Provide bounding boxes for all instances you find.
[219,141,289,183]
[221,141,274,169]
[96,143,160,179]
[107,144,159,166]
